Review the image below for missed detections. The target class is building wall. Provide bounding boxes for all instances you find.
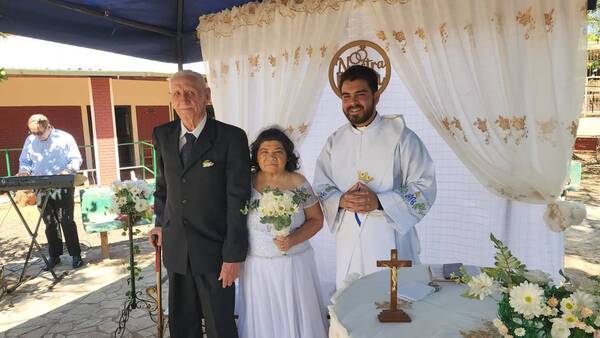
[112,79,170,106]
[0,77,90,106]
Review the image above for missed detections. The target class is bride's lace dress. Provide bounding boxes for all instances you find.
[237,181,327,338]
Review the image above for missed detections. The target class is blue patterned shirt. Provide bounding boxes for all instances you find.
[18,128,83,175]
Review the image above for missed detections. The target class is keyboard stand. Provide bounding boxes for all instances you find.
[6,190,66,293]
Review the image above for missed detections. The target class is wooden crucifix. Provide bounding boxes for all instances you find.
[376,249,412,322]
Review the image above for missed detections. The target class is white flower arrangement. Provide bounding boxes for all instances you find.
[457,234,600,338]
[110,179,153,224]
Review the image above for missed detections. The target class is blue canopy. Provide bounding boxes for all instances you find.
[1,0,597,65]
[0,0,255,64]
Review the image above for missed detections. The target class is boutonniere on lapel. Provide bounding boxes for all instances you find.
[357,170,374,184]
[202,160,214,168]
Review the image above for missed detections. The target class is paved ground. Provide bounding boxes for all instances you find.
[0,229,172,337]
[564,162,600,280]
[0,190,174,337]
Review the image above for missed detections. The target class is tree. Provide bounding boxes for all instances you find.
[589,9,600,42]
[0,33,6,81]
[589,8,600,43]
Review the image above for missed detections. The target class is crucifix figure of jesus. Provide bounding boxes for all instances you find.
[376,249,412,322]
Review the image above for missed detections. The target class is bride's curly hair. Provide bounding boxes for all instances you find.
[250,127,300,173]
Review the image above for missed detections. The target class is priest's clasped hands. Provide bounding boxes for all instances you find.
[339,182,381,213]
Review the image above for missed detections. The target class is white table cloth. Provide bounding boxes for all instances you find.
[329,265,497,338]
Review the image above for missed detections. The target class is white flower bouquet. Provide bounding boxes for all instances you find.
[110,180,153,283]
[457,234,599,338]
[110,180,153,226]
[242,186,310,237]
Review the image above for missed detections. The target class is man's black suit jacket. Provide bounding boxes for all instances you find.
[152,118,250,275]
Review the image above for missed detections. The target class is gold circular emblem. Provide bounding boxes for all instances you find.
[328,40,391,98]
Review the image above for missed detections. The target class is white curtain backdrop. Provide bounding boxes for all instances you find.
[365,0,587,218]
[195,0,585,299]
[298,4,570,300]
[198,1,352,144]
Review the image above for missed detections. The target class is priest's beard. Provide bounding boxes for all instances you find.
[343,103,376,126]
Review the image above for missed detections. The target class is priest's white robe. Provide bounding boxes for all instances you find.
[313,113,436,288]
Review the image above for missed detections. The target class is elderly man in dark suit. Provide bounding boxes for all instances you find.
[148,70,250,338]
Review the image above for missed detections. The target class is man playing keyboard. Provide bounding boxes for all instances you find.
[17,114,84,270]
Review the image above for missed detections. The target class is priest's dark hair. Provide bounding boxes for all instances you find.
[338,65,380,94]
[250,127,300,173]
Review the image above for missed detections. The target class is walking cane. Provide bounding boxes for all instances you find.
[153,235,164,338]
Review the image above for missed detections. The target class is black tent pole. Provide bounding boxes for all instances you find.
[44,0,176,37]
[176,0,184,70]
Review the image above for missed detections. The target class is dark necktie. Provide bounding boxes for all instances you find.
[180,132,196,166]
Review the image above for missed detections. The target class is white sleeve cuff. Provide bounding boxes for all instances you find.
[378,191,419,236]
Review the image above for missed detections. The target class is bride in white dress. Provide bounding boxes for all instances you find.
[237,128,327,338]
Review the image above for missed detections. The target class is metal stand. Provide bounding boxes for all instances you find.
[6,190,66,293]
[114,217,164,337]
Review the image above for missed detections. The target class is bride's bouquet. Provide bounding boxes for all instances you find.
[242,186,310,237]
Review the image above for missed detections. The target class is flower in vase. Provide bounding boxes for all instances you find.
[497,324,508,335]
[571,290,595,311]
[509,281,544,317]
[542,305,558,317]
[547,297,559,308]
[116,196,127,207]
[134,199,149,213]
[559,312,579,328]
[129,185,140,196]
[550,319,570,338]
[560,297,576,314]
[514,327,526,337]
[111,180,123,193]
[580,306,593,319]
[467,272,496,300]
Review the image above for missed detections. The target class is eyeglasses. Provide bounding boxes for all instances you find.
[29,129,46,136]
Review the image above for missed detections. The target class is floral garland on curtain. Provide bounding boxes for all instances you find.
[198,0,354,38]
[197,0,418,38]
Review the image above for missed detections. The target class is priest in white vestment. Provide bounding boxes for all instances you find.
[314,65,437,288]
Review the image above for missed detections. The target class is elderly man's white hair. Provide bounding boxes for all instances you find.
[27,114,50,129]
[168,70,206,88]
